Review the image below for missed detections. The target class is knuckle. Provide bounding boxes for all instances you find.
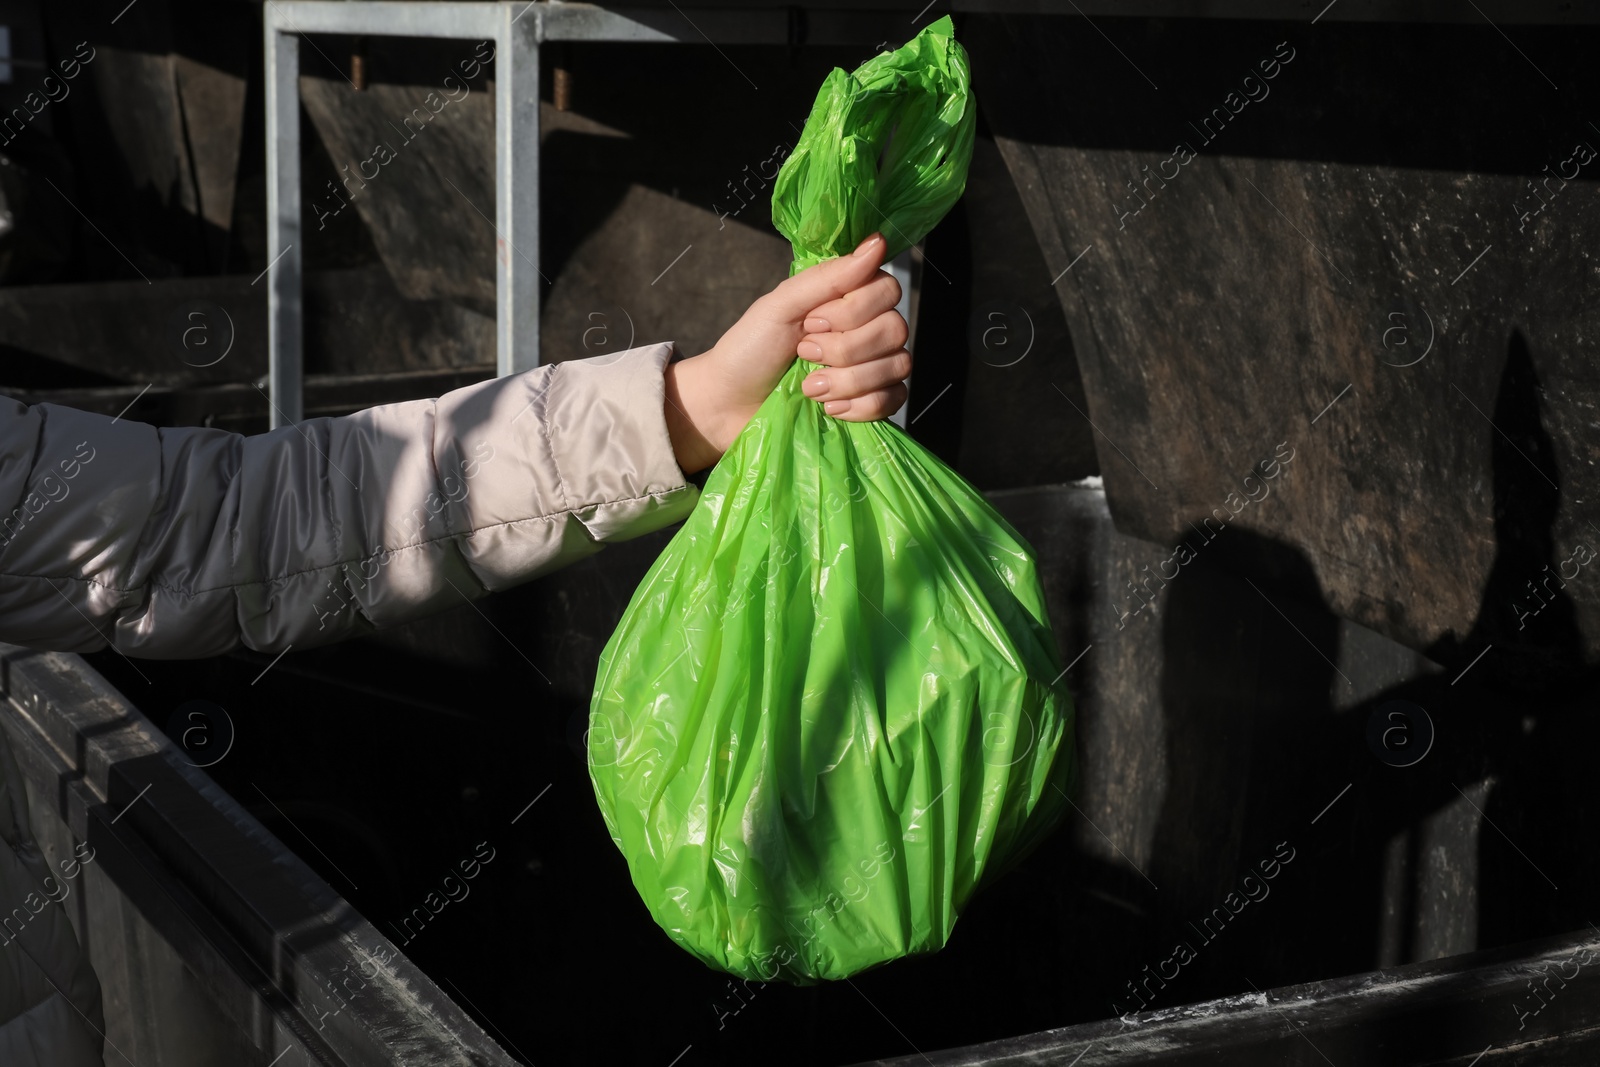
[839,335,872,367]
[879,271,903,306]
[891,350,914,381]
[886,312,909,349]
[861,389,893,419]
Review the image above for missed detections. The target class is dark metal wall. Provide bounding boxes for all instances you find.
[967,14,1600,683]
[2,4,1596,1065]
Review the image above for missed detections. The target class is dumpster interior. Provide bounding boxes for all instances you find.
[2,4,1598,1065]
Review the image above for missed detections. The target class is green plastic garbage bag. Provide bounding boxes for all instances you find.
[589,15,1076,984]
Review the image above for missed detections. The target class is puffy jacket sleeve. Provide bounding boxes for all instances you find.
[0,342,699,658]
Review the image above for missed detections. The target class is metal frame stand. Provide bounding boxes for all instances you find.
[264,1,916,428]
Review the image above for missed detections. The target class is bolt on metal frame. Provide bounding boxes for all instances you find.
[265,1,917,428]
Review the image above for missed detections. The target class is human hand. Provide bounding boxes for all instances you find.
[663,232,911,474]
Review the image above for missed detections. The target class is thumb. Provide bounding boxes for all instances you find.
[764,233,886,322]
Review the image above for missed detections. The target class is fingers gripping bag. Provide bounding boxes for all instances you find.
[588,15,1076,984]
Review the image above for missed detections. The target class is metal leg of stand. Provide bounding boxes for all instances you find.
[497,6,541,375]
[265,23,302,428]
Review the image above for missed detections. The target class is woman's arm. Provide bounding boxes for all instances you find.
[0,233,909,659]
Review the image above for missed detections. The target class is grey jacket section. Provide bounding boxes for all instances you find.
[0,722,104,1067]
[0,342,698,658]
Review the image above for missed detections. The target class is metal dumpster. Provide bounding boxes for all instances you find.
[1,1,1596,1064]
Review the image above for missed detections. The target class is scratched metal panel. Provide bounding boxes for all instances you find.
[966,13,1600,687]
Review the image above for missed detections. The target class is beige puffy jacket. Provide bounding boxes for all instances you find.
[0,342,698,1062]
[0,342,697,656]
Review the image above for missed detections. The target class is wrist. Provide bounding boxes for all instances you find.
[663,354,725,475]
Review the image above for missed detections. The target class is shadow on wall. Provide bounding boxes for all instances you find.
[1134,325,1599,1021]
